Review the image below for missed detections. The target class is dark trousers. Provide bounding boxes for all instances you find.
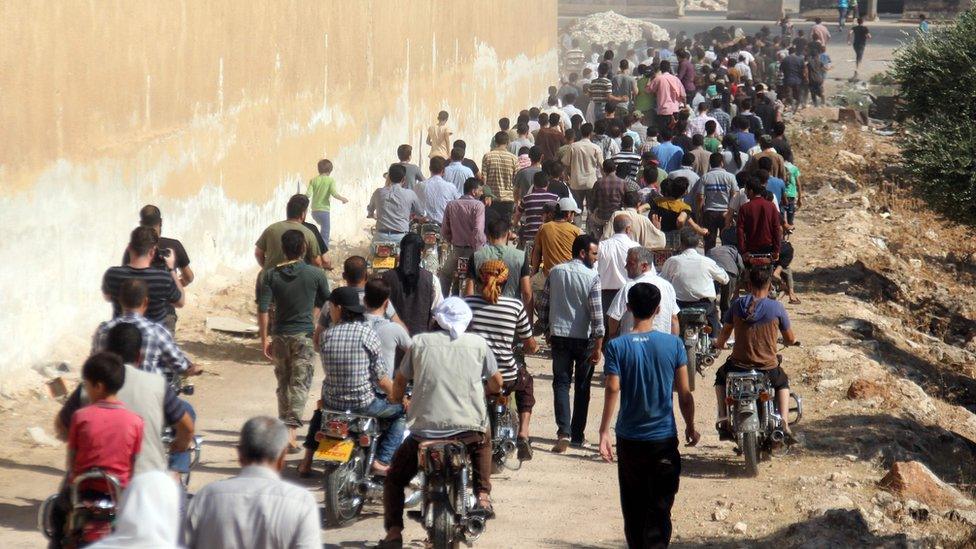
[677,298,721,337]
[701,210,726,252]
[383,431,491,530]
[550,336,594,442]
[617,437,681,549]
[716,273,738,319]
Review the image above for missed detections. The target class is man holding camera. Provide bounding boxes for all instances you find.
[103,226,185,332]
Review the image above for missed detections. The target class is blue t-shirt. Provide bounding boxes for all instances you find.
[653,142,684,173]
[603,331,688,441]
[765,176,787,206]
[732,130,757,151]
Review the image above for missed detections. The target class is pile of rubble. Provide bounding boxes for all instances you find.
[684,0,729,11]
[566,11,669,46]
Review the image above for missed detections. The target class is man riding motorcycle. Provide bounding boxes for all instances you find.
[314,287,405,475]
[660,227,728,339]
[379,298,504,548]
[712,267,800,446]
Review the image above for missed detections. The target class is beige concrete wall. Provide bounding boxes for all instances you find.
[0,0,557,383]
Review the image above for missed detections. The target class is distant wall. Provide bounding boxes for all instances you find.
[559,0,682,17]
[0,0,557,385]
[728,0,785,19]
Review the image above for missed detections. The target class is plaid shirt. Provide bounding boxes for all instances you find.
[92,312,190,376]
[538,260,605,338]
[481,148,519,202]
[320,321,387,411]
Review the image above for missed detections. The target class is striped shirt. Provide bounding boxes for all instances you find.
[481,148,519,202]
[587,77,612,103]
[464,296,532,381]
[102,266,181,323]
[517,188,559,243]
[611,150,642,181]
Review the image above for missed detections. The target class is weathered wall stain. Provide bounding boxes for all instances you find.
[0,0,557,382]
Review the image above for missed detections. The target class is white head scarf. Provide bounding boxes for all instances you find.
[433,297,472,340]
[87,470,182,549]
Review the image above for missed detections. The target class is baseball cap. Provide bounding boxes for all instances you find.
[557,196,581,214]
[329,286,366,314]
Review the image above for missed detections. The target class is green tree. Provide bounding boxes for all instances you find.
[889,10,976,225]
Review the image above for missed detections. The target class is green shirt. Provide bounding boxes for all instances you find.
[255,220,322,269]
[785,162,801,198]
[306,175,339,212]
[258,261,330,335]
[634,76,655,114]
[704,137,722,153]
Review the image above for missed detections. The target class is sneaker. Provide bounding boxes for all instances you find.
[551,436,570,453]
[517,438,533,461]
[570,440,592,450]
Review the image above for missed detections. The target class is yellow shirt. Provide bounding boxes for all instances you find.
[536,220,581,275]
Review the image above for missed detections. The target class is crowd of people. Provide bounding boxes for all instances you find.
[47,19,820,549]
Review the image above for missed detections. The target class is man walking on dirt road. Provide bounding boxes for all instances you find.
[599,282,699,548]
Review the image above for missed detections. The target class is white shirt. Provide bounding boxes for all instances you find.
[183,465,321,549]
[735,61,753,81]
[660,248,730,301]
[597,233,639,291]
[562,104,585,123]
[607,271,680,336]
[417,174,460,224]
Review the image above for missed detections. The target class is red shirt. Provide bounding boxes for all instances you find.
[68,400,143,488]
[737,196,782,255]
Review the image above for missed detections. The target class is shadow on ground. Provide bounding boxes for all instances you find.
[671,509,909,548]
[180,339,266,365]
[0,498,45,532]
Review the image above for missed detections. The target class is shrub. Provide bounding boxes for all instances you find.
[889,10,976,225]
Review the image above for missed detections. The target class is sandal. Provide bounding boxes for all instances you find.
[789,296,802,304]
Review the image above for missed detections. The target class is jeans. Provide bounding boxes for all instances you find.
[311,210,331,249]
[550,336,595,442]
[677,298,721,338]
[168,401,197,473]
[570,188,593,229]
[617,437,681,549]
[783,197,797,225]
[838,7,848,27]
[701,210,726,252]
[373,232,407,247]
[304,397,405,465]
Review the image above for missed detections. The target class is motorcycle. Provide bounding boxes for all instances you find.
[315,408,420,526]
[38,469,121,548]
[677,306,718,392]
[163,374,203,489]
[719,345,803,477]
[409,440,487,549]
[413,220,446,275]
[369,241,400,275]
[487,392,520,473]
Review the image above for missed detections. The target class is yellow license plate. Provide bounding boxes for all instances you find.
[373,257,396,269]
[315,439,356,462]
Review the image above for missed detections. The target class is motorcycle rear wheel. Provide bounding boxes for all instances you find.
[686,345,697,392]
[742,432,760,477]
[431,501,459,549]
[323,448,364,527]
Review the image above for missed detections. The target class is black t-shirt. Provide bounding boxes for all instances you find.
[851,25,869,48]
[672,134,693,154]
[462,158,480,177]
[102,265,182,322]
[302,221,328,253]
[122,236,190,271]
[547,178,571,199]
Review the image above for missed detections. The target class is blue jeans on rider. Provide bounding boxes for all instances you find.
[782,197,796,225]
[168,401,196,473]
[359,398,406,465]
[677,299,721,339]
[550,336,595,443]
[373,232,407,247]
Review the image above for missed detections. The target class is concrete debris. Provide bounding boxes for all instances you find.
[566,11,669,46]
[809,344,859,363]
[816,377,846,392]
[878,461,974,509]
[27,426,60,447]
[684,0,728,10]
[712,507,729,522]
[732,521,748,534]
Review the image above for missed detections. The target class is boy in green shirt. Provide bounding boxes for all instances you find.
[783,151,802,228]
[703,120,722,153]
[306,159,348,248]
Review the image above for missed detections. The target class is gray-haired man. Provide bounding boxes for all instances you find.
[183,416,322,549]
